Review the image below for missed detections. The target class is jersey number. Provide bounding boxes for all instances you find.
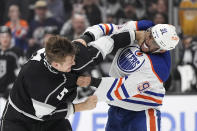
[57,88,68,100]
[0,60,7,78]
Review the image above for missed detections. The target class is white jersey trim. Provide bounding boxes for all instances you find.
[65,103,74,118]
[32,98,56,118]
[72,51,101,71]
[44,79,66,103]
[8,97,44,121]
[0,101,9,131]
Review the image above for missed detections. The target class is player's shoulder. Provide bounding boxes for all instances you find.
[22,49,46,74]
[147,51,171,82]
[22,59,43,75]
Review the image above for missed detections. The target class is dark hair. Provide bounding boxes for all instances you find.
[45,35,77,63]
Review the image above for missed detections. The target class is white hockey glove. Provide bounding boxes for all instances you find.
[89,36,114,59]
[83,24,116,41]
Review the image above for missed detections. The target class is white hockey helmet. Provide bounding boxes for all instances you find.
[151,24,179,50]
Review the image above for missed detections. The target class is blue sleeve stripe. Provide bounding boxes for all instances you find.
[122,99,162,106]
[125,76,128,80]
[107,79,118,101]
[121,84,130,98]
[109,24,113,35]
[98,24,105,35]
[144,91,164,97]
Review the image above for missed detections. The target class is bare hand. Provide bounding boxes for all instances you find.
[74,95,98,112]
[77,76,91,87]
[84,95,98,110]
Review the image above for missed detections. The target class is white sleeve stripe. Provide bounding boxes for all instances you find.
[51,109,68,115]
[141,93,163,100]
[131,96,163,105]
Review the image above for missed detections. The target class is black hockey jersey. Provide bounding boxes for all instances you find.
[9,42,103,121]
[0,46,24,98]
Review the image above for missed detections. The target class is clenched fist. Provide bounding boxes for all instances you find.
[84,95,98,110]
[77,76,91,87]
[74,95,98,112]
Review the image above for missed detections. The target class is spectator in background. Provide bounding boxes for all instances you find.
[157,0,168,15]
[26,26,59,59]
[26,0,39,23]
[153,12,167,24]
[0,0,30,25]
[63,0,73,21]
[173,36,197,92]
[0,26,25,99]
[5,4,29,50]
[117,3,138,24]
[105,13,115,23]
[60,13,89,40]
[27,0,61,50]
[83,0,102,25]
[0,0,6,25]
[179,36,197,68]
[144,1,158,20]
[46,0,66,24]
[101,0,122,24]
[156,0,168,22]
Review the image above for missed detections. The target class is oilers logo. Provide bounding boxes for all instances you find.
[117,46,145,73]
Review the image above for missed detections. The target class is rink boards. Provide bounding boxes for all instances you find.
[0,95,197,131]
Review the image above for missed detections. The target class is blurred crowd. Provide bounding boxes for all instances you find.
[0,0,197,101]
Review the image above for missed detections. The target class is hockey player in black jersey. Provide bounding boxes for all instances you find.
[0,26,25,98]
[0,32,110,131]
[0,26,25,124]
[0,19,158,131]
[0,26,24,99]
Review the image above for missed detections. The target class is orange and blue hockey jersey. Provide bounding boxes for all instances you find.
[93,22,170,111]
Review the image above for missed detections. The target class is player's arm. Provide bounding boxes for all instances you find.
[71,20,154,73]
[72,31,137,73]
[77,73,164,102]
[71,35,114,73]
[83,20,155,41]
[83,20,154,54]
[74,95,97,112]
